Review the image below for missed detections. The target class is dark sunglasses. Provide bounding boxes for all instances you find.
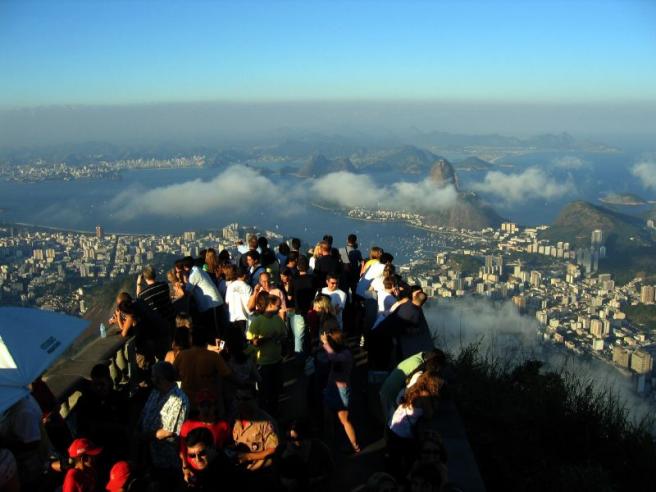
[188,450,208,459]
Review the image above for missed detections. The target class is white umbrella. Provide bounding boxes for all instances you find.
[0,307,88,413]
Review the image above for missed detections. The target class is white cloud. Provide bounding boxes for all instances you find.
[107,167,460,220]
[309,171,459,212]
[309,172,385,209]
[632,161,656,190]
[552,155,587,169]
[392,180,459,211]
[110,165,285,219]
[425,298,540,361]
[471,167,575,204]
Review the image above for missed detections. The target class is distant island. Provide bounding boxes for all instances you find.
[599,192,647,206]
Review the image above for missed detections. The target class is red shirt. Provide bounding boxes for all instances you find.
[179,419,231,467]
[63,468,96,492]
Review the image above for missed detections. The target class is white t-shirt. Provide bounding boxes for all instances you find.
[372,291,397,330]
[356,261,386,299]
[185,266,224,311]
[225,279,252,323]
[389,403,424,439]
[321,287,347,328]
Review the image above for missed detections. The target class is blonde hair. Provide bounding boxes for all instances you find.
[313,294,335,315]
[312,242,323,259]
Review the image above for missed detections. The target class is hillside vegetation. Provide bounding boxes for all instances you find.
[541,201,656,282]
[453,346,656,491]
[542,201,649,249]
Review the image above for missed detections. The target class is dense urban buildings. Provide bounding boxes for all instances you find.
[2,217,655,403]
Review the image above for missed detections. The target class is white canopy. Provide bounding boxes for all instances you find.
[0,307,88,413]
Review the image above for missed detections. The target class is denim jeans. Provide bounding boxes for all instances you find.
[289,312,306,354]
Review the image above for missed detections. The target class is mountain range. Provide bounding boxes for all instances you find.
[0,130,619,167]
[297,154,357,178]
[404,130,618,153]
[354,145,441,174]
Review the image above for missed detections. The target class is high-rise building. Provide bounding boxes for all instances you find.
[630,350,653,375]
[484,255,494,272]
[591,229,604,246]
[592,250,599,273]
[612,346,630,368]
[496,255,504,276]
[576,248,593,274]
[95,225,104,239]
[590,318,604,338]
[566,263,580,284]
[640,285,655,305]
[529,271,542,288]
[513,262,522,278]
[222,223,240,242]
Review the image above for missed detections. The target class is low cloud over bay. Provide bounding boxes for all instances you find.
[108,165,461,220]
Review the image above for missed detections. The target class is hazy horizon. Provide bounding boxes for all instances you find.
[1,100,655,149]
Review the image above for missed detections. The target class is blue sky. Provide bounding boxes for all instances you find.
[0,0,655,107]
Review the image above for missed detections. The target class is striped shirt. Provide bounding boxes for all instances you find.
[138,281,175,321]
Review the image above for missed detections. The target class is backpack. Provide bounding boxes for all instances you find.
[249,266,265,285]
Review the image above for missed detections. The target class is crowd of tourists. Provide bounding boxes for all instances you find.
[0,233,457,491]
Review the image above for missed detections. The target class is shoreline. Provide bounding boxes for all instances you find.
[7,222,151,237]
[599,199,647,207]
[309,202,460,235]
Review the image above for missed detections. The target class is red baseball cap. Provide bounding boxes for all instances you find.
[106,461,131,492]
[68,438,102,458]
[196,388,218,404]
